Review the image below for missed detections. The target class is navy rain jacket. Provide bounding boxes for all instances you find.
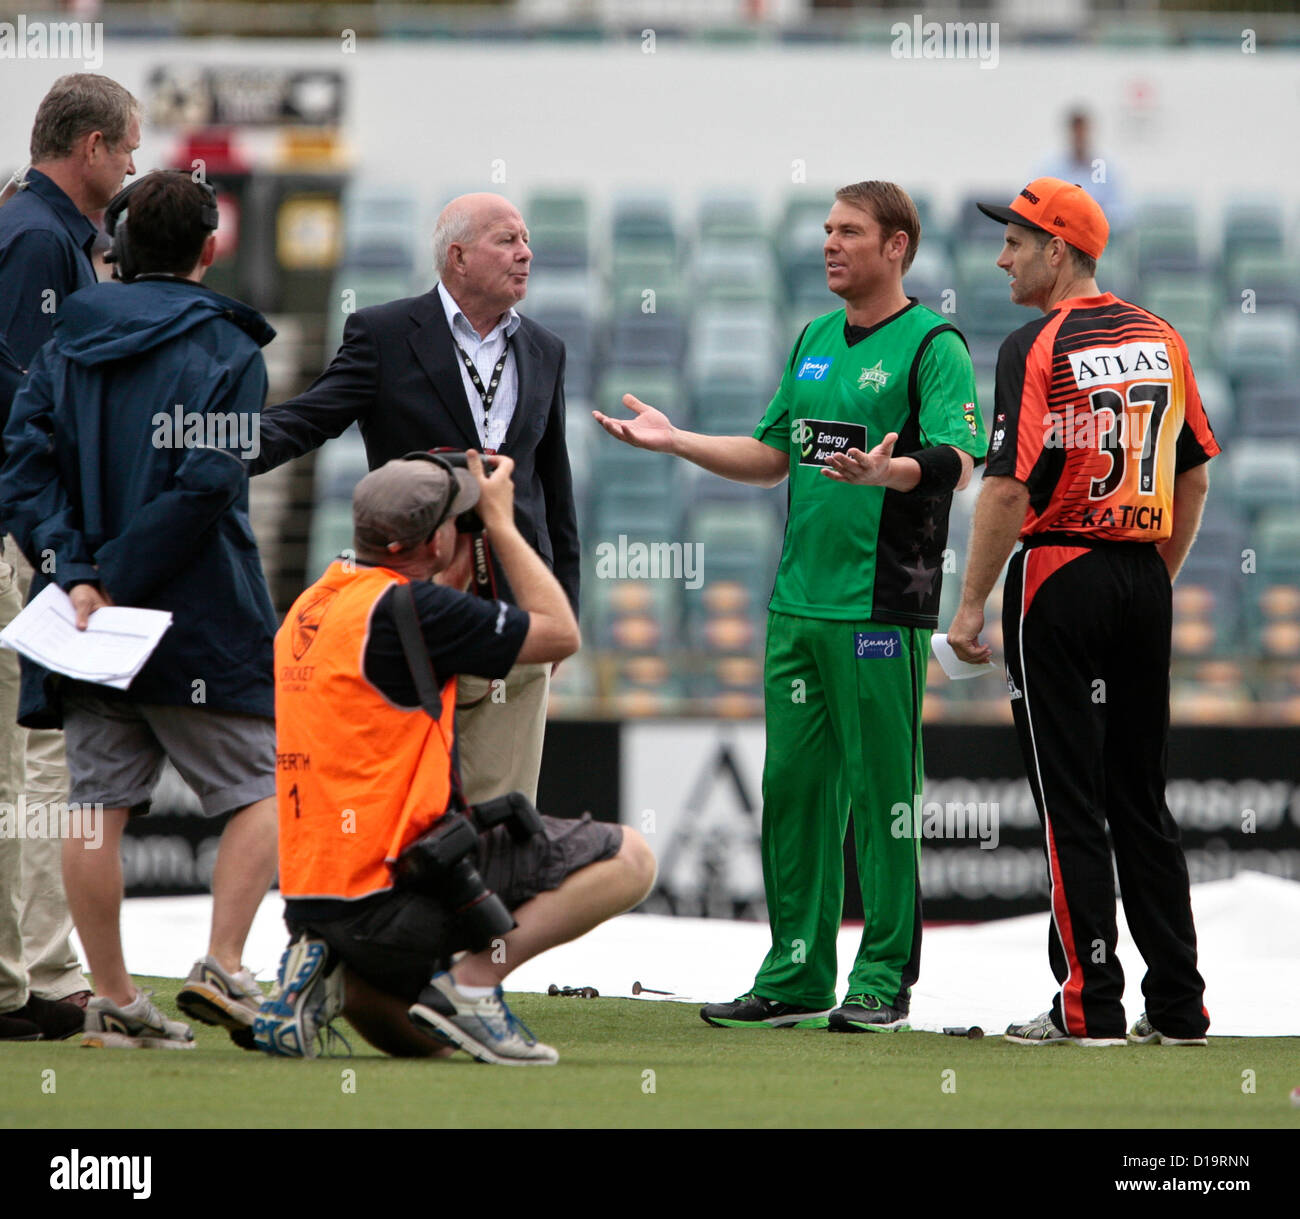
[1,278,278,728]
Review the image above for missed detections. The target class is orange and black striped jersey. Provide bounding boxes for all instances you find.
[985,292,1220,541]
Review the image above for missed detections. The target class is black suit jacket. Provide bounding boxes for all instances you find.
[253,286,580,616]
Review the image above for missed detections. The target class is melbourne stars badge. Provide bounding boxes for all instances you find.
[857,360,890,393]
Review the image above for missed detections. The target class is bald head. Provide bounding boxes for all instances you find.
[433,193,532,329]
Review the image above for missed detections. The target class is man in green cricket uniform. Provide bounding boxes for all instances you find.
[594,182,987,1031]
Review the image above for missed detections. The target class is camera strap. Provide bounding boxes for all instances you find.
[391,580,468,810]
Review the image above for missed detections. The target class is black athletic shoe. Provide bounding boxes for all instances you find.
[828,993,910,1033]
[700,992,832,1029]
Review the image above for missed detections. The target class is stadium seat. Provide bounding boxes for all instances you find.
[610,193,678,255]
[523,267,596,317]
[1234,382,1300,440]
[326,269,420,355]
[606,310,688,369]
[689,307,784,386]
[340,185,422,273]
[1225,440,1300,512]
[311,424,368,503]
[1218,307,1300,384]
[305,500,354,581]
[692,237,783,307]
[697,192,766,244]
[1221,201,1285,269]
[1223,253,1300,312]
[525,189,590,269]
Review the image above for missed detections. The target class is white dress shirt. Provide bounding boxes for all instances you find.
[436,280,522,452]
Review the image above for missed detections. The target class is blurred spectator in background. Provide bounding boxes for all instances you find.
[1038,108,1128,231]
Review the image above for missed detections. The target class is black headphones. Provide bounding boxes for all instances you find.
[103,170,219,283]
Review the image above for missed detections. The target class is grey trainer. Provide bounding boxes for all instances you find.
[409,972,558,1066]
[83,990,195,1050]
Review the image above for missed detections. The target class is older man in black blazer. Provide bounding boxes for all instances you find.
[253,192,580,805]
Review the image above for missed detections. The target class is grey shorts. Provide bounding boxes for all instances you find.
[62,690,276,817]
[286,813,624,1001]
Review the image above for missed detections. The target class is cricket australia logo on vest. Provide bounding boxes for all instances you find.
[857,360,891,393]
[793,418,867,466]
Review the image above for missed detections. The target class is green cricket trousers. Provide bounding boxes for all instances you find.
[752,610,927,1010]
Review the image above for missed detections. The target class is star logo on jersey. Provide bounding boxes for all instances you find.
[900,556,938,605]
[857,361,891,393]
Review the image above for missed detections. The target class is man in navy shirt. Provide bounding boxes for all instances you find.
[0,73,139,1042]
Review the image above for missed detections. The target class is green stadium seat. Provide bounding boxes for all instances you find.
[1226,440,1300,512]
[306,501,354,581]
[1221,202,1285,269]
[1223,253,1300,311]
[1219,308,1299,384]
[312,425,368,503]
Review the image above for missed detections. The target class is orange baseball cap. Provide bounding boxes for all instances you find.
[977,177,1109,260]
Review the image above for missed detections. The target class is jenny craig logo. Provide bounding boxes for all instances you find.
[796,357,833,381]
[891,16,999,69]
[0,17,103,69]
[152,405,261,461]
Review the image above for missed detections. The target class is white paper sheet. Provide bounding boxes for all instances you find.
[0,583,172,690]
[931,632,999,681]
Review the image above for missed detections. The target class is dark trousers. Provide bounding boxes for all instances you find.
[1002,541,1209,1040]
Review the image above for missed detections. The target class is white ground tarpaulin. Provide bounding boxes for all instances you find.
[101,871,1299,1036]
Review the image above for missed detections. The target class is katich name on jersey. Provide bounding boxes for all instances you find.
[1067,341,1171,388]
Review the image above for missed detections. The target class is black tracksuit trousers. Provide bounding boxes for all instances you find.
[1002,539,1210,1040]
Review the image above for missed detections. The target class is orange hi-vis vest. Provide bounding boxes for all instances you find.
[274,560,458,900]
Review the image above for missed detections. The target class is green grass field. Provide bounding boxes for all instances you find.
[3,977,1297,1129]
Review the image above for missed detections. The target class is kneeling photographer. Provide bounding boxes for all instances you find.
[258,450,655,1064]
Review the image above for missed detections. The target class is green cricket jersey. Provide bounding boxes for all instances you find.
[754,299,988,628]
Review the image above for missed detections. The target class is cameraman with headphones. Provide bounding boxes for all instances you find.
[1,169,280,1049]
[255,451,656,1064]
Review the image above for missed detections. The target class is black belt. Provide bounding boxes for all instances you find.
[1021,532,1157,550]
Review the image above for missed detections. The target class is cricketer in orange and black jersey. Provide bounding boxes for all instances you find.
[985,291,1220,539]
[992,292,1218,1042]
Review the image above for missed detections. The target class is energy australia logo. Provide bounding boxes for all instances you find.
[855,630,900,659]
[795,356,833,381]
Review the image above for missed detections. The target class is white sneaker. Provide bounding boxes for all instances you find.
[1004,1009,1126,1047]
[252,936,347,1059]
[176,955,265,1048]
[83,990,195,1050]
[409,973,558,1066]
[1129,1012,1207,1046]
